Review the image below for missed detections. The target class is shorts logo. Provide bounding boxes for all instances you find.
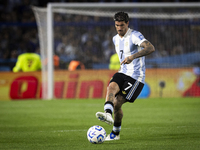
[122,91,126,94]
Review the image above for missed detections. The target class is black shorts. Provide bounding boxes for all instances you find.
[110,72,144,103]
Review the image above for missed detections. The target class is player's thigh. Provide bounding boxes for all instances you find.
[110,73,124,90]
[108,81,120,94]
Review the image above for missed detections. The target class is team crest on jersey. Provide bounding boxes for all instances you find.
[125,42,128,46]
[122,91,126,94]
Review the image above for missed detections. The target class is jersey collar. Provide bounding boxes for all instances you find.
[118,28,132,39]
[124,28,132,37]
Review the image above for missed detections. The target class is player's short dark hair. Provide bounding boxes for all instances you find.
[114,12,129,23]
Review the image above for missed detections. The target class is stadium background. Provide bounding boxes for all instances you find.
[0,0,200,100]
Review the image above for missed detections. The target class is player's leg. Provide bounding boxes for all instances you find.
[105,81,120,114]
[105,95,126,141]
[105,75,144,141]
[96,81,120,125]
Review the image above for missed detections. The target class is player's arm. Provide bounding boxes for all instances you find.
[121,40,155,65]
[13,56,22,72]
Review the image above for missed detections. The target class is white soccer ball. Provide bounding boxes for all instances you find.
[87,125,106,144]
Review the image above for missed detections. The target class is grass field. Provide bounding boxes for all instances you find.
[0,98,200,150]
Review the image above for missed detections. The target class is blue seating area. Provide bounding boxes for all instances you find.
[145,52,200,68]
[0,59,16,71]
[0,66,11,71]
[0,52,199,71]
[92,63,109,69]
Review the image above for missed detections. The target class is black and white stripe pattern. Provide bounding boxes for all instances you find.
[126,81,139,100]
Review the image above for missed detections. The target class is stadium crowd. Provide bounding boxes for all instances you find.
[0,0,200,70]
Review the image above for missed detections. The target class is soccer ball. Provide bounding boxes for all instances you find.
[87,125,106,144]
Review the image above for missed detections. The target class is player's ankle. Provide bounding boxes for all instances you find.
[105,110,112,115]
[112,130,120,136]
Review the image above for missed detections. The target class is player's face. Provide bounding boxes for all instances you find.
[115,21,129,37]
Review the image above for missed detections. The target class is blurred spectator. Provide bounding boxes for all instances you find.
[56,36,77,63]
[43,54,60,70]
[109,53,120,70]
[68,60,85,71]
[13,44,41,72]
[10,50,18,61]
[0,0,200,71]
[171,45,184,55]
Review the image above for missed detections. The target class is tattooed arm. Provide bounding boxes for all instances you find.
[121,40,155,65]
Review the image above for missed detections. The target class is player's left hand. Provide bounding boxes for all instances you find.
[121,56,133,65]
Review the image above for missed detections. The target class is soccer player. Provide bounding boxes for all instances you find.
[96,12,155,141]
[13,46,41,72]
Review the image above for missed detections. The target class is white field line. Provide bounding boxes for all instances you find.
[39,126,193,133]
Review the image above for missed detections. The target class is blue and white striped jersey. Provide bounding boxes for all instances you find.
[113,28,146,83]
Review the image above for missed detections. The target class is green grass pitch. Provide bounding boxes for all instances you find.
[0,98,200,150]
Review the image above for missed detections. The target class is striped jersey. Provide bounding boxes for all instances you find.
[113,28,146,83]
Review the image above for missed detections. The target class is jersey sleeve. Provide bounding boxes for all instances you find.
[131,31,146,46]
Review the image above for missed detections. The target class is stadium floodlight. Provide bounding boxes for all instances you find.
[32,2,200,100]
